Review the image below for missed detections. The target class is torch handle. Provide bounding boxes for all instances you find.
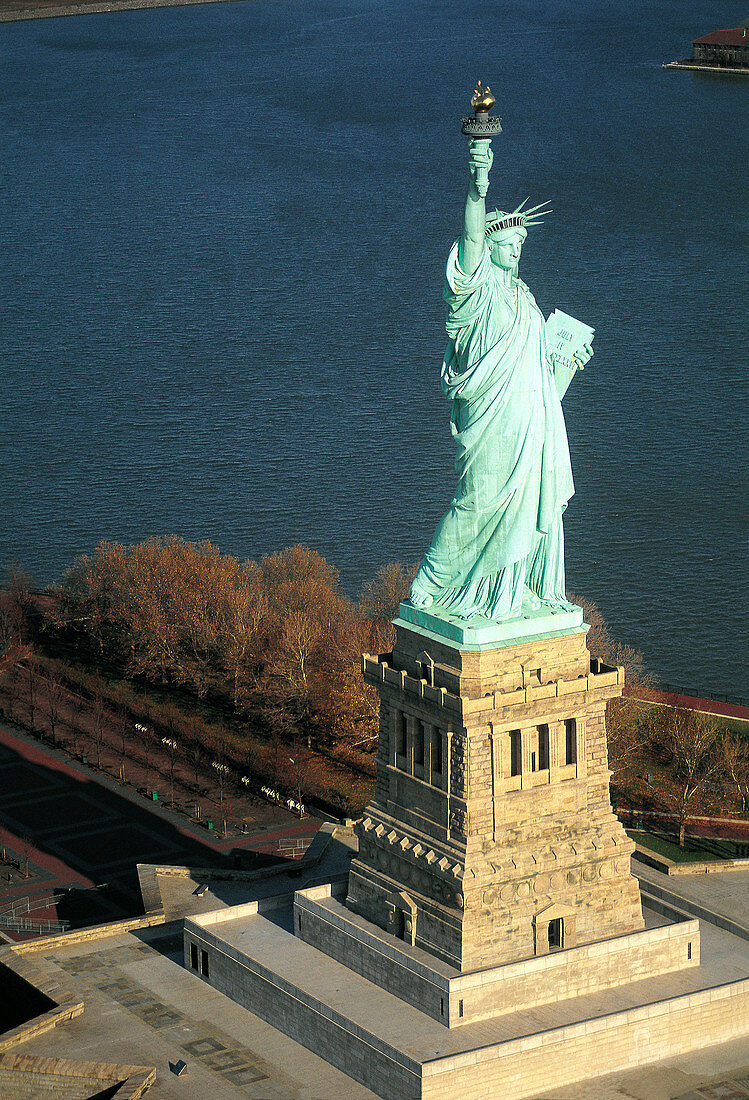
[471,137,491,198]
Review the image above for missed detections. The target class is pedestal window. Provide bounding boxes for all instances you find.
[510,730,522,776]
[538,724,549,770]
[565,718,577,765]
[548,917,564,951]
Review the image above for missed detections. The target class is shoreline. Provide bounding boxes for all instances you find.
[665,58,749,76]
[0,0,232,22]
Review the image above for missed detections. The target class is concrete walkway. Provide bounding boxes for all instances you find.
[636,862,749,934]
[207,902,749,1064]
[15,929,378,1098]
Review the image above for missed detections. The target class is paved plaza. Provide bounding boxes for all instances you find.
[7,929,378,1098]
[0,723,318,933]
[2,845,749,1098]
[637,861,749,932]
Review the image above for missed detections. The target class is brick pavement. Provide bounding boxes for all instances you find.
[0,724,320,937]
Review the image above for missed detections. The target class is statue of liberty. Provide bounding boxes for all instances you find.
[409,86,593,623]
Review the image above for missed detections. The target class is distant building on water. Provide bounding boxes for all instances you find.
[666,20,749,73]
[692,24,749,68]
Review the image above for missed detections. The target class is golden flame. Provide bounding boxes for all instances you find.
[471,81,495,114]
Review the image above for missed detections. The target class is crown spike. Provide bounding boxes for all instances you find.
[484,198,552,237]
[521,199,552,216]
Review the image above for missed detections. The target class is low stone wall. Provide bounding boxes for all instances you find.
[633,844,749,876]
[449,918,698,1025]
[183,916,422,1100]
[8,912,166,954]
[295,884,453,1023]
[0,913,165,1053]
[294,884,699,1027]
[0,1053,155,1100]
[640,879,749,943]
[421,978,749,1100]
[0,948,84,1053]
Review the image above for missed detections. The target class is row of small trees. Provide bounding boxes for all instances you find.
[0,654,373,816]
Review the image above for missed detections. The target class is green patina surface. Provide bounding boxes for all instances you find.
[408,108,594,631]
[396,599,586,651]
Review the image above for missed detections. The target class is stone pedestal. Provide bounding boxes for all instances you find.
[346,610,644,970]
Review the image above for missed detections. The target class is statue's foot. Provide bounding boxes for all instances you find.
[546,595,578,613]
[409,578,434,608]
[524,588,577,614]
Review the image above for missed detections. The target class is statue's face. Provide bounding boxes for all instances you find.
[490,232,524,270]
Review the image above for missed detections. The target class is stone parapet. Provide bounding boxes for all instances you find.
[0,1054,155,1100]
[420,978,749,1100]
[363,650,624,723]
[295,882,699,1028]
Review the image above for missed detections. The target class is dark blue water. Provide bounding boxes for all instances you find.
[1,0,747,694]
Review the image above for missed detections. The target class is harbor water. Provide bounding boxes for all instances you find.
[1,0,747,694]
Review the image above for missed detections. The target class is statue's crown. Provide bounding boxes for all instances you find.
[485,198,551,238]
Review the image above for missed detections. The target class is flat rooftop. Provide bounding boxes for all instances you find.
[6,924,378,1098]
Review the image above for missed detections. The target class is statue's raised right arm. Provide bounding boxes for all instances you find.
[458,138,493,276]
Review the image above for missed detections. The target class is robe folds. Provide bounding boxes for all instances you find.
[411,240,574,620]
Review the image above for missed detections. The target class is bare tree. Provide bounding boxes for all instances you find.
[43,674,66,748]
[659,707,719,847]
[605,698,648,784]
[189,737,203,790]
[26,662,39,731]
[358,560,417,651]
[288,736,309,817]
[4,563,36,645]
[162,728,178,808]
[721,734,749,814]
[138,723,154,789]
[2,665,27,722]
[0,603,15,654]
[69,705,82,757]
[92,695,107,769]
[116,714,129,782]
[211,733,228,815]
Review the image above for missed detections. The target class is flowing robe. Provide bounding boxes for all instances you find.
[411,240,574,620]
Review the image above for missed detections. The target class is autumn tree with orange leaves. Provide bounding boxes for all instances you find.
[50,538,403,754]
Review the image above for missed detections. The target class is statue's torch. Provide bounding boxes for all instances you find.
[461,81,502,197]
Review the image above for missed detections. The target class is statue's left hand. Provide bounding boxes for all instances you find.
[572,343,594,370]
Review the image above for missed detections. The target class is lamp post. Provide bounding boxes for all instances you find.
[289,757,303,818]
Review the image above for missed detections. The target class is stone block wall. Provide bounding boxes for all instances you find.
[296,884,699,1029]
[447,919,699,1025]
[295,884,452,1024]
[184,901,745,1100]
[391,623,592,699]
[421,979,749,1100]
[350,623,643,971]
[183,917,422,1100]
